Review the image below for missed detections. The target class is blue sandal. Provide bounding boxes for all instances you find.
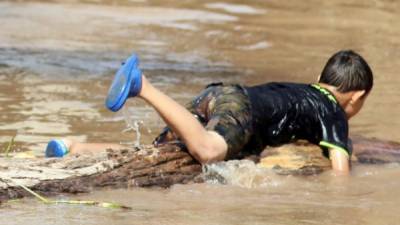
[45,139,69,158]
[105,53,142,112]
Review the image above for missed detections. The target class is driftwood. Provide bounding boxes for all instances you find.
[0,136,400,202]
[0,144,202,202]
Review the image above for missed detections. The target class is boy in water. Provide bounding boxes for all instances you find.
[46,50,373,174]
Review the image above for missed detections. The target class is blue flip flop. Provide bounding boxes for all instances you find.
[45,139,69,158]
[105,54,142,112]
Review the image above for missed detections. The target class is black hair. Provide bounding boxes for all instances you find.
[319,50,373,95]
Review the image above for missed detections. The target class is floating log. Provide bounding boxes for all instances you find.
[0,144,201,202]
[0,136,399,202]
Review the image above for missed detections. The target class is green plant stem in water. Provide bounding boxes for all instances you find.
[3,136,15,157]
[18,183,50,203]
[16,182,131,210]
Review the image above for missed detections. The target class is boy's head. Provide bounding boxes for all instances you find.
[318,50,373,118]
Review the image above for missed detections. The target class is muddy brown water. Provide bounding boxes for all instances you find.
[0,0,400,224]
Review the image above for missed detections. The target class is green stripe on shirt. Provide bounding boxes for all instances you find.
[311,84,338,104]
[319,141,349,158]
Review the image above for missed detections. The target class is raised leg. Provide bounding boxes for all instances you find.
[103,54,228,163]
[138,76,228,164]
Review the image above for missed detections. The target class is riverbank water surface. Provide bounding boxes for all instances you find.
[0,0,399,224]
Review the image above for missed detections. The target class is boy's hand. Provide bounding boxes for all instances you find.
[329,148,350,174]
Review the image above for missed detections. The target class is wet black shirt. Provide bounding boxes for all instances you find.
[244,82,350,156]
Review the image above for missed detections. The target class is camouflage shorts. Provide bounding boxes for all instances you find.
[153,83,253,160]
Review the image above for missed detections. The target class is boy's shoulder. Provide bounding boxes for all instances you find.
[246,81,348,126]
[247,81,309,90]
[246,82,334,105]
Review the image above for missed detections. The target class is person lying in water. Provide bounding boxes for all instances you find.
[45,50,373,174]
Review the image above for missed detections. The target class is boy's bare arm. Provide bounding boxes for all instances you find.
[329,148,350,174]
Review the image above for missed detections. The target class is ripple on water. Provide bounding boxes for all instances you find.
[0,120,70,134]
[1,0,400,224]
[205,2,266,15]
[237,41,272,51]
[0,2,237,51]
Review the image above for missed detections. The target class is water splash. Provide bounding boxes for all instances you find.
[203,160,281,188]
[121,107,143,148]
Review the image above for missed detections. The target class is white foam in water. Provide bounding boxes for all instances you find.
[238,41,272,51]
[203,160,280,188]
[205,2,266,15]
